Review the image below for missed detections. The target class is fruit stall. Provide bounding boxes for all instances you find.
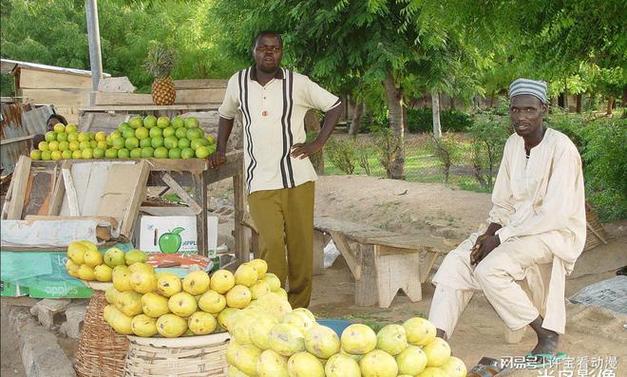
[2,116,467,376]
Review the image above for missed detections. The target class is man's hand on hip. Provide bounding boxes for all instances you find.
[291,141,322,159]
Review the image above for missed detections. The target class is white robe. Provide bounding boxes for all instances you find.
[430,128,586,334]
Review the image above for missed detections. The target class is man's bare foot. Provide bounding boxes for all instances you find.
[529,316,559,355]
[436,328,447,340]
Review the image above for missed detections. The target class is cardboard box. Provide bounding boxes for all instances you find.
[138,216,218,256]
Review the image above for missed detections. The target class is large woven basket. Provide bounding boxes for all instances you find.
[74,290,129,377]
[124,332,230,377]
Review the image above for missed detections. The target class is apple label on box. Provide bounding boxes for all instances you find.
[139,216,218,255]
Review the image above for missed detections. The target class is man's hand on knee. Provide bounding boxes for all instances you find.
[471,235,501,266]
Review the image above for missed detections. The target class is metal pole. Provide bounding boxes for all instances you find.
[85,0,103,105]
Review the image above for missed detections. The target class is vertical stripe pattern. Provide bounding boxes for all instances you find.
[239,68,256,192]
[280,69,295,188]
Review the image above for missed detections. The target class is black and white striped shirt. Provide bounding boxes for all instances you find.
[218,67,340,193]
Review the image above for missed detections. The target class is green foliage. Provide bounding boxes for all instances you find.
[325,138,357,175]
[372,126,403,178]
[467,113,510,190]
[407,108,473,133]
[0,73,15,97]
[430,133,464,183]
[0,0,243,92]
[581,118,627,221]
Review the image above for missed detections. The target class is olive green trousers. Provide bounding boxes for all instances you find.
[248,181,314,308]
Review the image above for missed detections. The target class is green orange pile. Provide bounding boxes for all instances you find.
[30,116,216,161]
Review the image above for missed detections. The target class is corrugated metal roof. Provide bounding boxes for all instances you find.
[1,58,111,77]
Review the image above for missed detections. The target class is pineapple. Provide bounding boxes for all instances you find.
[144,44,177,105]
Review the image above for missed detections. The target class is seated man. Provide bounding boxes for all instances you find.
[428,78,586,358]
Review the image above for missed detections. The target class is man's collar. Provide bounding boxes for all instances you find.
[250,66,286,82]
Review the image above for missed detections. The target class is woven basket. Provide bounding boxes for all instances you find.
[583,202,609,252]
[74,290,129,377]
[124,332,230,377]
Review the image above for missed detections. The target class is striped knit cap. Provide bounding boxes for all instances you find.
[509,78,548,104]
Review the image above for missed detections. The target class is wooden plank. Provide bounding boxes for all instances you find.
[374,245,422,307]
[48,169,65,215]
[140,206,196,216]
[24,215,118,227]
[328,231,362,280]
[19,68,92,89]
[93,89,225,106]
[312,230,329,275]
[22,170,55,216]
[97,161,150,239]
[18,88,89,106]
[1,169,16,219]
[176,88,226,104]
[6,156,32,219]
[0,135,33,146]
[193,171,209,255]
[233,173,248,264]
[174,79,227,89]
[80,104,220,112]
[62,166,80,216]
[161,173,202,215]
[94,92,153,106]
[419,251,442,284]
[144,159,207,174]
[355,244,377,306]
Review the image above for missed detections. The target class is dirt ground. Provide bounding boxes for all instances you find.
[309,175,627,375]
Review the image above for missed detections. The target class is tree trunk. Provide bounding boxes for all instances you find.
[450,96,456,111]
[576,94,582,113]
[304,109,324,174]
[606,96,615,115]
[348,100,364,136]
[431,90,442,139]
[563,79,569,111]
[383,71,405,179]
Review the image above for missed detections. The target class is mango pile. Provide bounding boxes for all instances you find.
[31,115,216,161]
[225,296,466,376]
[102,258,284,339]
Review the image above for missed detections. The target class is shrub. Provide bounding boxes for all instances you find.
[326,138,357,174]
[579,118,627,221]
[467,113,510,190]
[430,133,464,183]
[407,108,473,133]
[372,126,403,178]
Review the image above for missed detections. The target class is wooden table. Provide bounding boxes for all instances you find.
[140,151,246,260]
[10,152,247,263]
[313,216,448,308]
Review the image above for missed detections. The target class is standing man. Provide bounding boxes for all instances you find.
[209,31,343,308]
[428,79,586,360]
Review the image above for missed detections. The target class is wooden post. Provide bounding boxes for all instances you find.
[193,171,208,256]
[355,244,377,306]
[233,173,248,264]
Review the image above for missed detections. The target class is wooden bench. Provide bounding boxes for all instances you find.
[241,214,448,308]
[313,216,448,308]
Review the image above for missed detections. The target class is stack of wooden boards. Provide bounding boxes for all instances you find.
[1,155,149,247]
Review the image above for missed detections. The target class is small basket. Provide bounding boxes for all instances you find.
[124,332,230,377]
[74,290,129,377]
